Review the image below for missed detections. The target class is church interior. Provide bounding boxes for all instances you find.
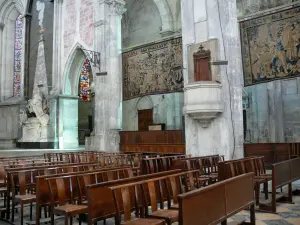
[0,0,300,224]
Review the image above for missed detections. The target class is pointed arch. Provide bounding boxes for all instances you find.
[62,43,86,96]
[0,0,25,101]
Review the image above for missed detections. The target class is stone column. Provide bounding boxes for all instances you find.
[0,22,5,101]
[91,0,125,152]
[182,0,244,159]
[24,14,32,99]
[52,0,63,93]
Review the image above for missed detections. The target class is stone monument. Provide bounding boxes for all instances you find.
[18,85,54,143]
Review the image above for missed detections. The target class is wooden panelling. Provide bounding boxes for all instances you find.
[120,130,184,144]
[120,130,185,154]
[244,143,300,167]
[121,144,185,154]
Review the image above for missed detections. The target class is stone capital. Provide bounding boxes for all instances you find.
[94,19,108,27]
[99,0,126,16]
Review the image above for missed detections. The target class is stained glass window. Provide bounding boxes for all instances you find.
[13,15,23,97]
[79,58,91,101]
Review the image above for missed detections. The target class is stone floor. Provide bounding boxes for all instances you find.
[1,184,300,225]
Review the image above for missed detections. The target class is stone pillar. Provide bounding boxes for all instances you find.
[24,14,32,99]
[0,22,5,101]
[91,0,125,152]
[182,0,244,159]
[52,0,63,93]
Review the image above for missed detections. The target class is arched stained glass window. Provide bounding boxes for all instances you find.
[13,15,23,97]
[79,58,91,101]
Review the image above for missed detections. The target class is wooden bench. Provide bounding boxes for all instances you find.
[174,155,224,183]
[35,166,135,225]
[218,157,271,205]
[141,155,187,174]
[5,162,103,220]
[178,173,255,225]
[259,157,300,213]
[109,170,210,225]
[86,170,181,225]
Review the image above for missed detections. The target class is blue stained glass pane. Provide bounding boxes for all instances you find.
[13,15,23,97]
[15,50,22,61]
[15,40,22,50]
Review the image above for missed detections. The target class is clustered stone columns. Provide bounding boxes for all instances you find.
[0,22,5,101]
[91,0,125,152]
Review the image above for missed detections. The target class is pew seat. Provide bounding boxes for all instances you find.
[15,194,36,202]
[148,209,178,224]
[54,204,88,215]
[121,218,166,225]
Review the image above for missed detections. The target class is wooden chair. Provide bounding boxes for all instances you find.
[142,179,178,225]
[11,171,36,225]
[47,177,88,225]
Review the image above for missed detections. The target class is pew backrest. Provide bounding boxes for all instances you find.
[178,173,254,225]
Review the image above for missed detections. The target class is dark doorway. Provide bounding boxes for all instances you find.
[243,110,247,140]
[138,109,153,131]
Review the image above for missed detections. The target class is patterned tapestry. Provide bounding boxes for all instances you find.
[240,7,300,86]
[123,37,183,100]
[14,15,23,97]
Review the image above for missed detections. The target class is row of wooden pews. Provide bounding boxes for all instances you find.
[2,152,281,225]
[219,156,300,213]
[0,151,144,225]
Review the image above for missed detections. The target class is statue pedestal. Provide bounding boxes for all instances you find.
[18,118,57,148]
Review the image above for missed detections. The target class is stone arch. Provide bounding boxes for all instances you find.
[152,0,173,33]
[122,0,173,47]
[135,96,154,111]
[0,0,25,101]
[62,43,87,96]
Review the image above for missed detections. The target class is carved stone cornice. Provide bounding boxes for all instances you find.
[99,0,126,16]
[94,20,108,28]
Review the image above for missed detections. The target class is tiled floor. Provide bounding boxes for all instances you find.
[1,185,300,225]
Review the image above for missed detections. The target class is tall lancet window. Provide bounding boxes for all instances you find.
[13,15,24,97]
[79,58,91,101]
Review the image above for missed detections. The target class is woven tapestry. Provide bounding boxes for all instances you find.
[123,37,183,100]
[240,7,300,86]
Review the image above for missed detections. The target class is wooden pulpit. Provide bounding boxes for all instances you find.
[193,45,211,81]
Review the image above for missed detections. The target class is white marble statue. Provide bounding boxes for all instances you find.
[19,86,50,142]
[27,87,49,126]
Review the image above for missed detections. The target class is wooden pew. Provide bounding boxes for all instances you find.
[218,157,270,205]
[5,162,102,220]
[259,157,300,213]
[86,170,181,225]
[141,155,187,174]
[35,166,135,225]
[178,173,255,225]
[109,170,212,225]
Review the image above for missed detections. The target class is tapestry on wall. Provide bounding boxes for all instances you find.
[123,37,183,100]
[240,7,300,86]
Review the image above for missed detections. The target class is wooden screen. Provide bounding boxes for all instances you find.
[138,109,153,131]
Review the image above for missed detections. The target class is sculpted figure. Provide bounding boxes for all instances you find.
[27,87,49,126]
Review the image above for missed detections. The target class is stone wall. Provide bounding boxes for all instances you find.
[123,93,183,131]
[122,0,181,48]
[237,0,298,18]
[28,0,53,98]
[245,78,300,143]
[239,0,300,143]
[121,0,183,132]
